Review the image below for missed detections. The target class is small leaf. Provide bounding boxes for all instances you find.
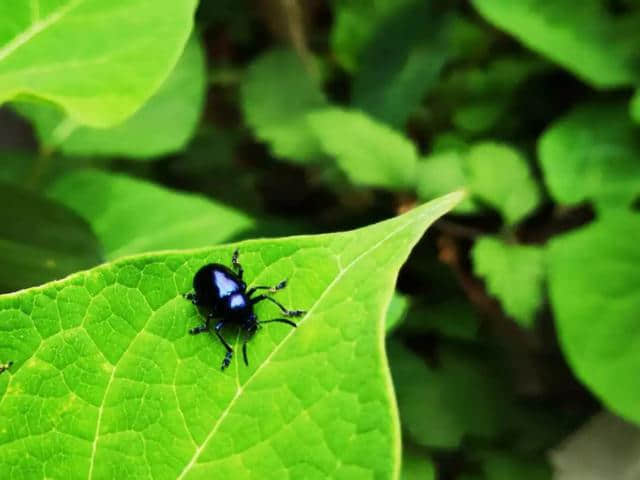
[352,2,449,128]
[240,49,327,163]
[417,150,478,213]
[0,0,198,127]
[385,292,410,333]
[548,213,640,423]
[329,0,415,71]
[307,108,418,190]
[402,448,436,480]
[46,169,254,260]
[453,102,504,134]
[471,0,640,88]
[443,57,549,134]
[404,300,480,341]
[472,237,545,328]
[0,183,102,292]
[631,89,640,123]
[15,36,206,159]
[467,142,540,224]
[0,192,463,479]
[551,412,640,480]
[538,102,640,209]
[481,452,551,480]
[388,340,515,449]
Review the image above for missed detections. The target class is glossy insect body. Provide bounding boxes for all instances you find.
[185,249,305,370]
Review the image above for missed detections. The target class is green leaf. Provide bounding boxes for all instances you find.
[551,412,640,480]
[0,151,36,185]
[307,108,418,190]
[240,49,327,163]
[0,0,198,127]
[388,340,514,449]
[385,292,410,333]
[472,237,545,328]
[15,36,206,159]
[471,0,640,88]
[467,142,540,225]
[404,300,480,341]
[0,192,463,479]
[0,183,102,293]
[443,57,549,134]
[329,0,415,71]
[631,89,640,123]
[417,150,478,213]
[352,2,449,128]
[481,452,551,480]
[538,102,640,209]
[548,213,640,423]
[402,448,436,480]
[46,169,255,260]
[453,102,504,134]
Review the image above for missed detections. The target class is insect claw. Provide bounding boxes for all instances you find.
[221,352,233,370]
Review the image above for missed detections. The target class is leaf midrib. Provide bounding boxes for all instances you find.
[174,214,420,479]
[0,0,85,64]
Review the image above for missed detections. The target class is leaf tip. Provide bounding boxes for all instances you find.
[436,188,467,212]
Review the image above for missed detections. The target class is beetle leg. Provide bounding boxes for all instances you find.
[215,321,234,370]
[231,249,244,280]
[189,312,210,335]
[183,292,199,305]
[260,318,298,328]
[189,324,208,335]
[250,294,305,317]
[246,279,287,297]
[241,325,257,366]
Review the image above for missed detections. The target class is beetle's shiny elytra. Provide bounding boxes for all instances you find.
[184,249,305,370]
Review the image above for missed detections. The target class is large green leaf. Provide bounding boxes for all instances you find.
[15,36,206,159]
[472,237,545,328]
[0,0,198,128]
[548,213,640,423]
[0,192,463,479]
[0,183,102,293]
[307,108,418,190]
[240,49,327,163]
[46,169,255,260]
[538,102,640,209]
[471,0,640,88]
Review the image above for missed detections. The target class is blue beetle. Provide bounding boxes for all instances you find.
[185,249,305,370]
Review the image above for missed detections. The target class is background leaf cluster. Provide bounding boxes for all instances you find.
[1,0,640,479]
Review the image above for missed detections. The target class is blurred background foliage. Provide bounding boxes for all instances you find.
[1,0,640,478]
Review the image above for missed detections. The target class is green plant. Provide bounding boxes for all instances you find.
[1,1,640,479]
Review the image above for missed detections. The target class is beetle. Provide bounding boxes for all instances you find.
[0,361,13,375]
[184,249,305,370]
